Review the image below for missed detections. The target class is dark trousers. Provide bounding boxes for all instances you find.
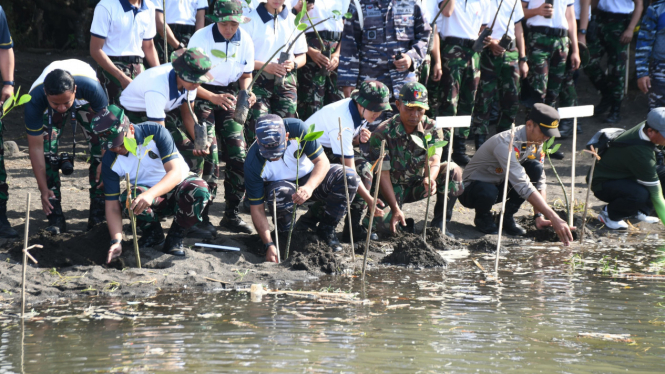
[593,165,665,220]
[459,160,543,214]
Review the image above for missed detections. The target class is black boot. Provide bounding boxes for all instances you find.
[86,197,106,231]
[342,208,377,243]
[317,214,343,253]
[0,201,18,238]
[474,134,486,151]
[138,222,166,249]
[474,211,498,234]
[219,201,253,234]
[295,207,320,231]
[605,104,621,124]
[186,203,216,239]
[502,203,526,236]
[558,118,574,138]
[451,135,470,166]
[595,95,612,117]
[430,194,456,238]
[45,199,67,235]
[163,221,186,256]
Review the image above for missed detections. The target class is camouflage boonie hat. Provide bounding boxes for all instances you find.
[91,105,131,150]
[399,82,429,110]
[207,0,251,24]
[172,47,214,84]
[255,114,287,159]
[351,81,392,112]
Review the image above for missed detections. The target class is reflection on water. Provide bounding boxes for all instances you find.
[1,242,665,373]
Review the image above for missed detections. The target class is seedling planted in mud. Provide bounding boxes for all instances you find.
[422,134,448,240]
[234,269,250,282]
[544,137,571,219]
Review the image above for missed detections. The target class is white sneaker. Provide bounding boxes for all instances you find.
[598,206,628,230]
[635,211,660,224]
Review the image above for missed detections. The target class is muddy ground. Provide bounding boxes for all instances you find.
[0,49,663,307]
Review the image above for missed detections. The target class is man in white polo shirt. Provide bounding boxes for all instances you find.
[151,0,209,63]
[521,0,580,111]
[187,0,256,236]
[90,0,160,106]
[241,0,308,144]
[427,0,488,166]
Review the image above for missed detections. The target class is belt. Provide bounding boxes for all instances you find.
[109,55,144,64]
[528,26,567,38]
[595,9,631,20]
[169,23,197,35]
[306,30,342,40]
[444,37,476,49]
[201,83,237,95]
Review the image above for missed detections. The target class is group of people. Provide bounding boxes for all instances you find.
[0,0,664,263]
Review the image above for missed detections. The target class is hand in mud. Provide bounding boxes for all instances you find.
[551,216,575,246]
[535,215,552,229]
[292,185,313,205]
[130,191,154,215]
[358,128,371,143]
[211,93,236,111]
[265,245,278,263]
[95,163,104,189]
[41,190,56,215]
[107,241,122,264]
[423,177,437,197]
[390,207,407,234]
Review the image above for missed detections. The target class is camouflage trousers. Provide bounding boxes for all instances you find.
[0,121,7,201]
[197,83,247,204]
[296,35,344,119]
[559,65,579,108]
[246,71,298,144]
[265,164,360,232]
[41,104,104,201]
[123,108,219,202]
[525,32,569,108]
[120,175,211,230]
[471,49,520,135]
[648,60,665,110]
[154,24,196,64]
[427,42,480,138]
[583,14,630,104]
[96,59,145,106]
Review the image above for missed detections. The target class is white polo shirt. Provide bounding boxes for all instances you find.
[304,98,364,159]
[483,0,525,40]
[243,0,299,16]
[241,3,308,64]
[574,0,591,20]
[149,0,208,25]
[422,0,440,24]
[525,0,575,30]
[302,0,351,32]
[187,24,254,87]
[597,0,634,14]
[119,63,197,121]
[90,0,157,57]
[437,0,489,40]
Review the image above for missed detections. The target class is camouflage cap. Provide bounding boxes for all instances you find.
[207,0,251,24]
[399,82,429,110]
[91,105,131,150]
[172,47,214,84]
[351,81,392,112]
[255,114,287,159]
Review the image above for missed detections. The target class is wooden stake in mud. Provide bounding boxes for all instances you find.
[441,129,454,237]
[125,173,142,268]
[580,146,600,243]
[570,116,577,227]
[362,140,385,281]
[163,0,168,62]
[21,193,31,319]
[338,118,356,262]
[494,124,516,277]
[272,189,280,264]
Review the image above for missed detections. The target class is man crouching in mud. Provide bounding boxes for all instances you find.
[459,103,575,246]
[92,105,212,263]
[244,114,360,262]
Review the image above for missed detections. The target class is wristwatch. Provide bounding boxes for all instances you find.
[534,213,544,220]
[177,42,186,50]
[519,56,528,63]
[264,241,275,251]
[110,238,121,246]
[3,81,14,87]
[578,29,587,35]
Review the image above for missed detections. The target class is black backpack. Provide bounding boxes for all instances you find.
[586,128,654,156]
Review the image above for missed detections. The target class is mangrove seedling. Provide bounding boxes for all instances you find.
[1,87,31,119]
[422,133,447,240]
[284,123,324,260]
[544,137,570,219]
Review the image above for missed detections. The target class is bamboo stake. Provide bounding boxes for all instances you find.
[423,160,432,241]
[21,193,31,319]
[163,0,168,62]
[339,118,356,261]
[625,44,630,96]
[273,189,280,264]
[494,124,516,277]
[125,174,141,268]
[580,147,600,243]
[441,129,454,237]
[362,140,385,281]
[569,117,577,226]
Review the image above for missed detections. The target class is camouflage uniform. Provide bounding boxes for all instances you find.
[636,0,665,110]
[0,120,7,202]
[97,60,145,106]
[525,31,569,108]
[245,71,299,144]
[338,0,431,112]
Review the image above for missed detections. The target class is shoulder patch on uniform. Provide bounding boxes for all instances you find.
[148,150,159,159]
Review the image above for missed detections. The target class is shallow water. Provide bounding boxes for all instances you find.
[2,239,665,373]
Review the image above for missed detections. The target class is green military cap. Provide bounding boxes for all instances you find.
[172,47,214,84]
[207,0,251,24]
[351,81,392,112]
[399,82,429,110]
[91,105,131,150]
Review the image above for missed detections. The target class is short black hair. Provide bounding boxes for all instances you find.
[43,69,75,96]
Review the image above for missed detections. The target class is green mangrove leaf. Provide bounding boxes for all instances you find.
[545,136,554,149]
[124,137,138,156]
[303,130,324,141]
[211,49,227,59]
[548,143,561,154]
[17,94,31,106]
[433,140,448,148]
[425,133,432,141]
[295,3,307,25]
[297,23,308,31]
[427,146,436,158]
[2,96,12,113]
[308,123,316,133]
[344,12,353,19]
[143,135,154,147]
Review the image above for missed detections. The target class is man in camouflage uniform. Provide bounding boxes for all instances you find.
[119,48,224,238]
[152,0,208,64]
[93,106,211,263]
[368,82,464,236]
[338,0,431,124]
[636,0,665,111]
[0,5,16,238]
[296,0,348,119]
[583,0,642,123]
